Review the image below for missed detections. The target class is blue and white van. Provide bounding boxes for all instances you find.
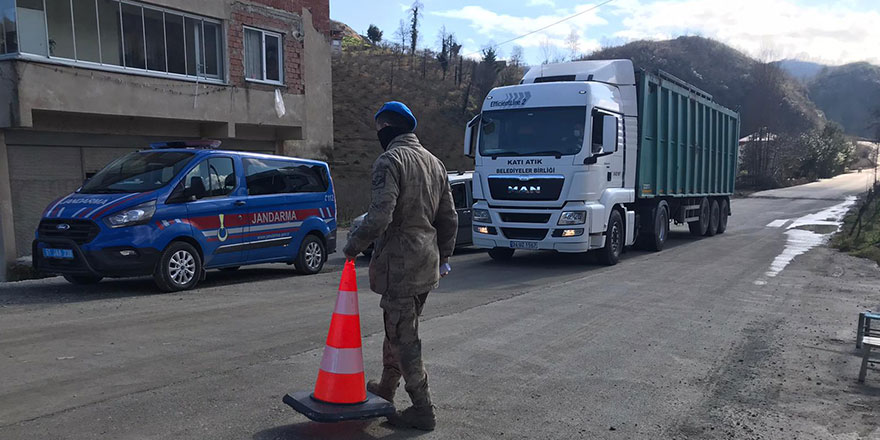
[33,141,337,292]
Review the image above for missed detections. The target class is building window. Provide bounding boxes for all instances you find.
[244,26,282,84]
[7,0,224,82]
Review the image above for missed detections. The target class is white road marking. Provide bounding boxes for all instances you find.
[766,219,790,228]
[765,197,856,278]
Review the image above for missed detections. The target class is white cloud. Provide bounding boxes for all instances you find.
[610,0,880,65]
[432,4,607,56]
[527,0,556,6]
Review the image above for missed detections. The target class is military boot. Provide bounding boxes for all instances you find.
[386,405,436,431]
[366,380,396,402]
[367,371,399,402]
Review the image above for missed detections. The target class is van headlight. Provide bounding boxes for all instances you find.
[473,209,491,223]
[558,211,587,225]
[104,201,156,228]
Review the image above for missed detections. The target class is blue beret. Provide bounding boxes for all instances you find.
[375,101,418,131]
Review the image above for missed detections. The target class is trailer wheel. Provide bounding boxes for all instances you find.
[598,210,623,266]
[488,248,515,261]
[688,198,710,237]
[717,198,730,234]
[706,199,720,236]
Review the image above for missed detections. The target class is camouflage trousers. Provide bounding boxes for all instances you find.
[379,293,432,407]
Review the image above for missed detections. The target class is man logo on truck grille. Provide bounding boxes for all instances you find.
[508,185,542,195]
[490,91,532,108]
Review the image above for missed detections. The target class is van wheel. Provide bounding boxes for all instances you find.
[488,248,515,261]
[688,198,710,237]
[598,210,623,266]
[717,198,730,234]
[295,235,325,275]
[706,199,720,237]
[154,241,202,292]
[63,274,103,285]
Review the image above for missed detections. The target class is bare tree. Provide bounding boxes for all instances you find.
[509,45,525,68]
[394,19,409,54]
[409,1,423,59]
[539,37,555,65]
[565,29,580,61]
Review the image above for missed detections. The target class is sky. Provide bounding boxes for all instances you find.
[329,0,880,66]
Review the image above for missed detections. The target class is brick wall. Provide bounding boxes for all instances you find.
[228,0,328,94]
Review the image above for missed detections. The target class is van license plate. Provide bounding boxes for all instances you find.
[43,248,74,260]
[510,241,538,250]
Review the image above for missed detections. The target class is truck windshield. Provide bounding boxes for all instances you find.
[479,106,587,157]
[80,152,195,194]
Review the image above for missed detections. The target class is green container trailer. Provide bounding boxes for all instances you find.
[636,70,740,199]
[468,60,743,265]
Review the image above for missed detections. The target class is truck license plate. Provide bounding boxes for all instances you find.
[43,248,74,260]
[510,241,538,250]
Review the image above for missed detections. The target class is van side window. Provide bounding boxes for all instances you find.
[451,183,467,209]
[243,158,329,196]
[182,157,236,199]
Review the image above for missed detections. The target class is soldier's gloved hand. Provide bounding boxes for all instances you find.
[440,262,451,278]
[343,243,358,261]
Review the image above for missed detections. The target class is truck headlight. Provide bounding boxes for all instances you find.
[558,211,587,226]
[473,209,491,223]
[104,201,156,228]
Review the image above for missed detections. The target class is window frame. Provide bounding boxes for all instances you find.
[451,182,468,210]
[243,25,283,86]
[6,0,226,85]
[177,156,237,202]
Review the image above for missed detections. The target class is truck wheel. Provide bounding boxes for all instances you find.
[717,198,730,234]
[635,203,669,252]
[598,210,623,266]
[706,199,720,237]
[295,235,326,275]
[488,248,515,261]
[154,241,202,292]
[688,198,710,237]
[63,274,103,285]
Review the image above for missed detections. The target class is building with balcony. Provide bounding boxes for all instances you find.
[0,0,333,280]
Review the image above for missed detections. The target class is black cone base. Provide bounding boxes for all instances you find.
[283,391,395,423]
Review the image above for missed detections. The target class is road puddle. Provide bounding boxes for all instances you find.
[764,196,856,278]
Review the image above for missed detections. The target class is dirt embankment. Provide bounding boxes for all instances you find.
[330,50,476,222]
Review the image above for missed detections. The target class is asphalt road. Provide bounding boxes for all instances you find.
[1,172,879,439]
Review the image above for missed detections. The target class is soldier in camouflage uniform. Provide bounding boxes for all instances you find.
[344,101,458,431]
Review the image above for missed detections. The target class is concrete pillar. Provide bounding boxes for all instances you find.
[0,131,15,281]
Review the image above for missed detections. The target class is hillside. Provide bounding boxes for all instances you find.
[808,62,880,139]
[330,49,478,221]
[585,36,824,136]
[775,59,827,82]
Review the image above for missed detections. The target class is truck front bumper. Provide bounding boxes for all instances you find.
[473,235,600,253]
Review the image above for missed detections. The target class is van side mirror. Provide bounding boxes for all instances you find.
[464,114,480,158]
[602,115,618,155]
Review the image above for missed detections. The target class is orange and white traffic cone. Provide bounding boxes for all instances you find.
[283,260,395,422]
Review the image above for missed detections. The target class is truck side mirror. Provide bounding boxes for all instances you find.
[602,115,618,154]
[464,114,480,158]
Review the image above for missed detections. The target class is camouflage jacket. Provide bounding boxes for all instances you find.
[344,133,458,297]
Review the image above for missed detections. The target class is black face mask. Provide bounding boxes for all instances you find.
[377,126,411,151]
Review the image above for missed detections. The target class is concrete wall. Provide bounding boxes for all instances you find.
[0,132,14,281]
[284,8,333,160]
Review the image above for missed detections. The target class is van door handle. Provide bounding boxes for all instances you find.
[234,200,246,207]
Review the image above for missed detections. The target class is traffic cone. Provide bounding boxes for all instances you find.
[283,260,395,422]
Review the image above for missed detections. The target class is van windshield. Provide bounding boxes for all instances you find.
[80,152,195,194]
[479,106,587,157]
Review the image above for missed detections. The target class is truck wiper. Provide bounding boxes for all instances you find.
[528,150,567,158]
[489,151,568,159]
